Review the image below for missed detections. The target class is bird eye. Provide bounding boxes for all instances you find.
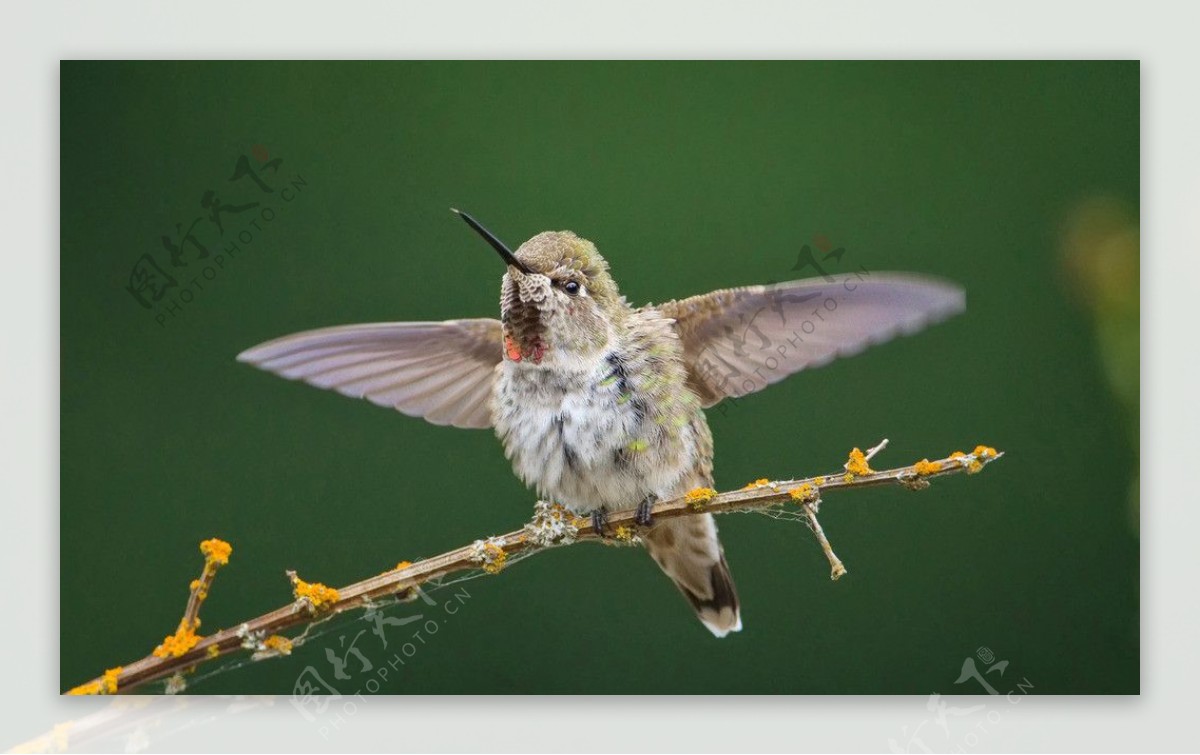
[562,280,581,295]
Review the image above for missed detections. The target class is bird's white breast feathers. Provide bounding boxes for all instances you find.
[492,355,698,514]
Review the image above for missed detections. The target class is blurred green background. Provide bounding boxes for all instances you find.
[61,61,1138,695]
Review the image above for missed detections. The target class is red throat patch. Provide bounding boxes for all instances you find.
[504,333,546,364]
[504,334,523,362]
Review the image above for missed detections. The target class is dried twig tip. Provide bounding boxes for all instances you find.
[801,504,846,581]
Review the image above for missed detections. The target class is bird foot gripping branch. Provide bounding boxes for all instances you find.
[65,439,1002,695]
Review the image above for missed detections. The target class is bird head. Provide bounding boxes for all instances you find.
[454,210,625,367]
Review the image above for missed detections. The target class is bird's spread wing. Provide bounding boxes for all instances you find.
[237,319,503,429]
[658,274,965,407]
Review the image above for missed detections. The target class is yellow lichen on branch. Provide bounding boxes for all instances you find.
[914,458,943,476]
[66,666,122,696]
[145,537,233,661]
[789,483,819,504]
[263,635,293,655]
[966,445,999,474]
[289,571,341,610]
[65,439,1002,696]
[685,487,717,509]
[844,447,875,477]
[200,537,232,566]
[153,621,201,658]
[471,539,509,574]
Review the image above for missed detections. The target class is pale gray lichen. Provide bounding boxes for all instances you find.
[236,623,267,652]
[469,536,509,574]
[164,672,187,695]
[524,500,580,547]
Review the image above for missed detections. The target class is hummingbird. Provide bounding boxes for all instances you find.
[237,210,964,637]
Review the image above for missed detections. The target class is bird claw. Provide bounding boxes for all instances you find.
[591,509,610,536]
[634,496,656,527]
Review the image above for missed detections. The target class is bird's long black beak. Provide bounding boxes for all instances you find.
[452,208,533,275]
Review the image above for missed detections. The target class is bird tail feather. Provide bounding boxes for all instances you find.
[642,513,742,638]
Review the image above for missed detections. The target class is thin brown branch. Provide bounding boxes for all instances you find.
[66,442,1003,695]
[803,502,846,580]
